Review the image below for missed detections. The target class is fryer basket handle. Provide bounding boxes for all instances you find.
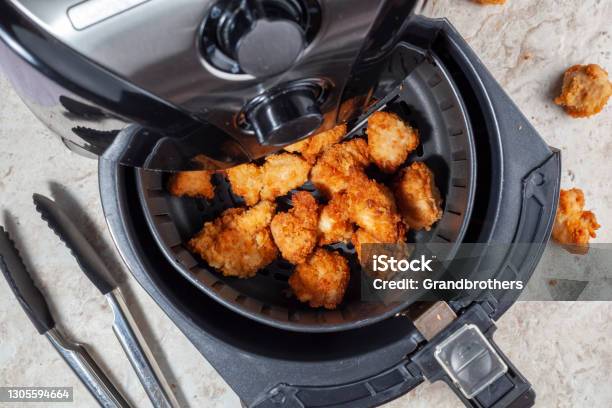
[439,333,535,408]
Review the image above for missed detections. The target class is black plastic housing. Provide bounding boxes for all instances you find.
[99,16,560,407]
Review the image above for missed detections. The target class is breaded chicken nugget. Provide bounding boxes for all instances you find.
[226,163,263,206]
[283,138,310,154]
[554,64,612,118]
[318,193,354,245]
[552,188,600,254]
[168,170,215,199]
[260,153,311,201]
[394,162,443,231]
[346,178,404,243]
[473,0,506,4]
[188,201,278,278]
[351,228,382,263]
[284,124,347,163]
[310,138,370,197]
[366,111,419,174]
[271,192,319,264]
[351,227,408,268]
[289,248,350,309]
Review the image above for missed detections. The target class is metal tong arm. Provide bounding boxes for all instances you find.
[45,327,131,408]
[106,289,179,408]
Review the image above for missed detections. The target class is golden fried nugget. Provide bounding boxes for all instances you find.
[284,124,347,163]
[260,153,311,201]
[351,228,382,263]
[366,111,419,173]
[346,178,404,243]
[289,248,350,309]
[168,170,215,199]
[554,64,612,118]
[283,138,310,154]
[226,163,263,206]
[394,162,443,231]
[473,0,506,4]
[552,188,600,254]
[310,138,370,197]
[318,193,354,245]
[188,201,278,278]
[271,192,319,264]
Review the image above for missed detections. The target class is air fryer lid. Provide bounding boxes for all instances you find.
[137,43,477,333]
[0,0,422,171]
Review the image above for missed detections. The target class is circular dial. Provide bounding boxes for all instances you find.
[246,87,322,146]
[234,18,305,77]
[202,0,318,76]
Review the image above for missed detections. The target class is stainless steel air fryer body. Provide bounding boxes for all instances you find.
[0,0,421,170]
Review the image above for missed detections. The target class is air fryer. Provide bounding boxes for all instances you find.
[0,1,560,407]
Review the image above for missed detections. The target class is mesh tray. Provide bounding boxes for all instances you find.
[136,46,476,332]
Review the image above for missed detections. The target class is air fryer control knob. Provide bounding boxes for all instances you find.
[220,2,305,77]
[246,88,322,146]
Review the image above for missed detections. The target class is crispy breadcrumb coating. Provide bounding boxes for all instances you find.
[226,153,310,204]
[271,192,320,264]
[168,170,215,199]
[394,162,443,231]
[366,111,419,173]
[283,138,310,154]
[351,228,382,263]
[346,178,404,243]
[473,0,506,4]
[318,192,354,245]
[554,64,612,118]
[188,201,278,278]
[284,124,347,163]
[260,153,311,201]
[552,188,600,254]
[310,138,370,197]
[289,248,350,309]
[226,163,263,206]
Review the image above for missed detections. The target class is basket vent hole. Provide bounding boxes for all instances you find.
[273,273,289,282]
[261,305,272,315]
[316,311,326,323]
[437,233,451,242]
[289,310,300,322]
[415,144,424,157]
[212,281,225,291]
[153,214,173,224]
[235,294,247,305]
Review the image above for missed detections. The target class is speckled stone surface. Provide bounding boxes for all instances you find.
[0,0,611,407]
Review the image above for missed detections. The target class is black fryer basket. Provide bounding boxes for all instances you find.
[137,44,476,332]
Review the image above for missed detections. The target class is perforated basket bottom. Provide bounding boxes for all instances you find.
[137,45,475,332]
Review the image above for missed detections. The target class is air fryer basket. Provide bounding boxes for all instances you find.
[137,44,476,332]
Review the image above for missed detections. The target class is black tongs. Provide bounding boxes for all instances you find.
[0,225,130,408]
[0,194,179,408]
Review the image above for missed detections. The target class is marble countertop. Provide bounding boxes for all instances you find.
[0,0,611,407]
